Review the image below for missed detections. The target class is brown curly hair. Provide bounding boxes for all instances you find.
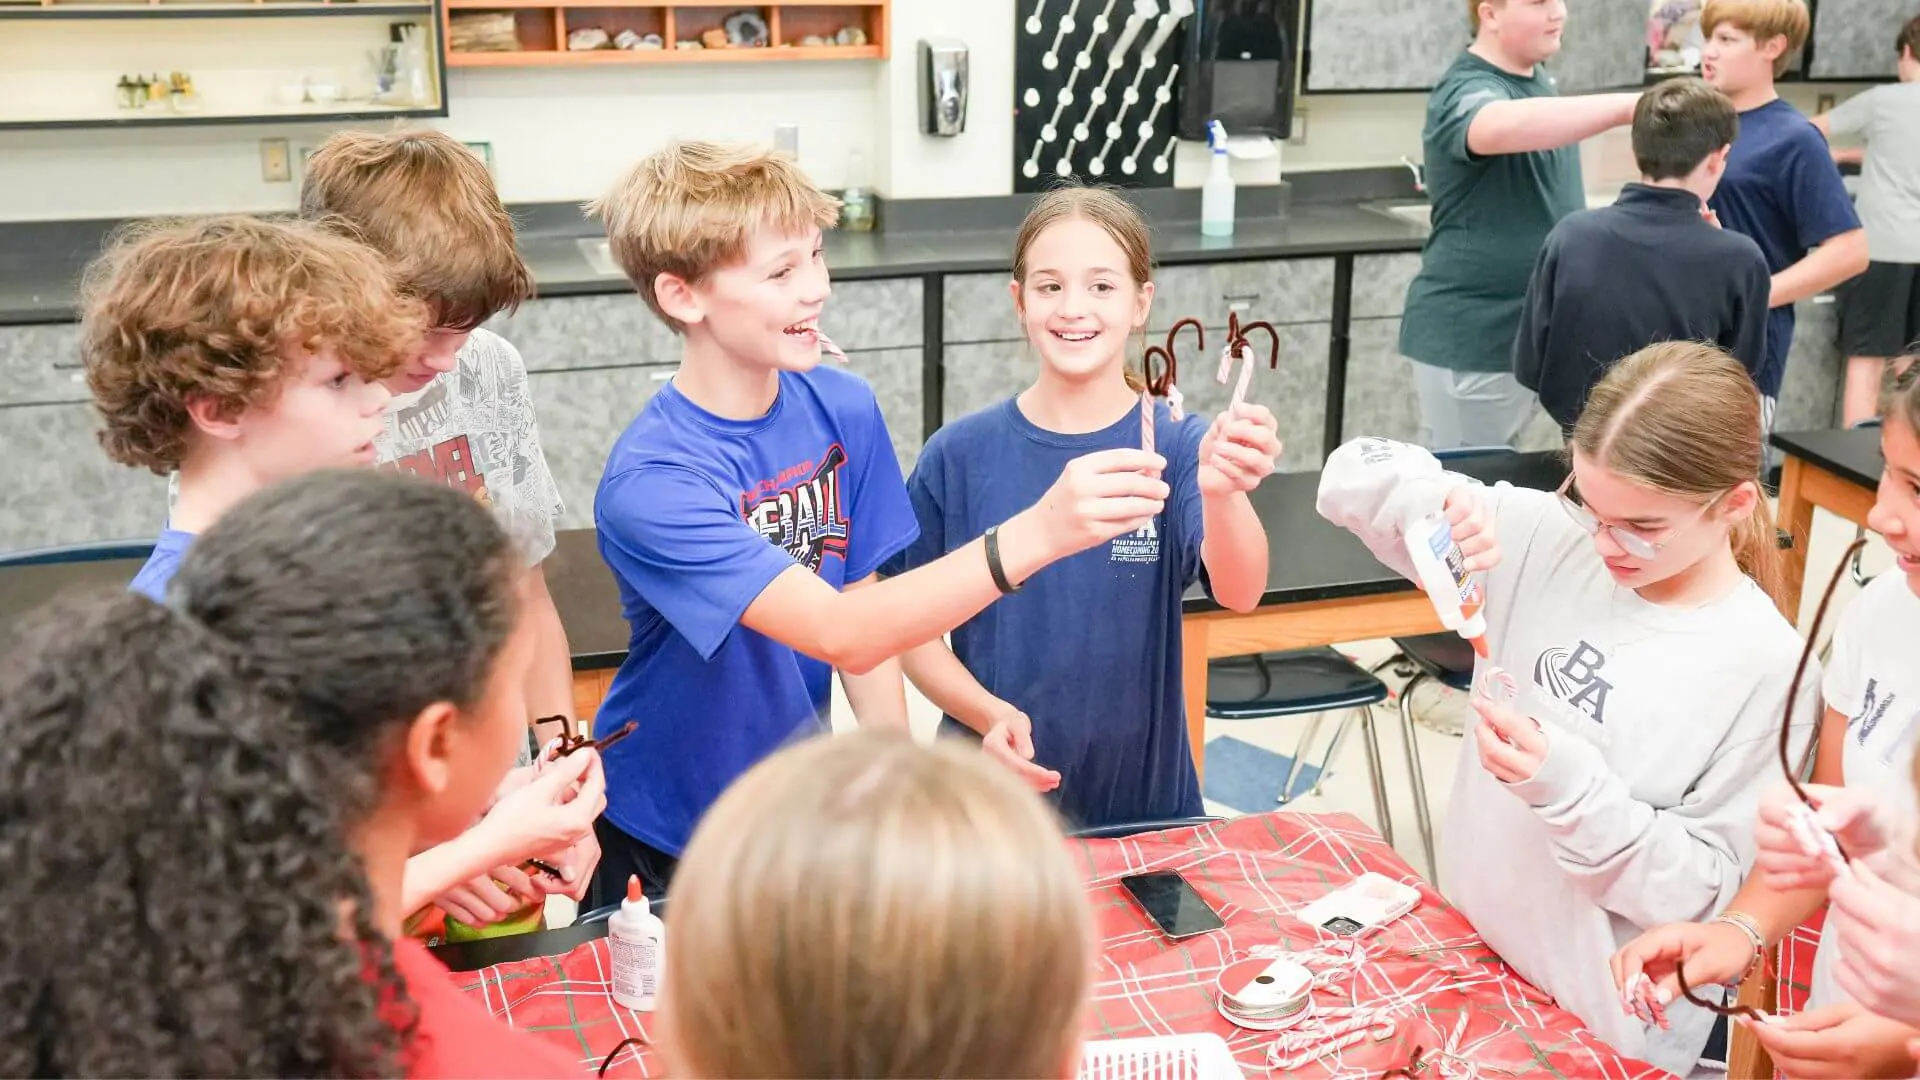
[301,129,534,331]
[80,215,425,475]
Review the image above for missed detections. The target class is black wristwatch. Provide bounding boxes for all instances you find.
[984,524,1022,595]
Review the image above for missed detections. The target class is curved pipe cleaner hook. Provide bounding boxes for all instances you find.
[1219,310,1280,407]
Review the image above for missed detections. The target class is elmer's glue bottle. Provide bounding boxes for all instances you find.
[1404,512,1488,657]
[609,875,663,1011]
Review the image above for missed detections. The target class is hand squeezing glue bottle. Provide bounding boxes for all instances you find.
[609,875,664,1011]
[1404,512,1488,658]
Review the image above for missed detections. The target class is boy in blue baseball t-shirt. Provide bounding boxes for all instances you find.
[585,143,1173,900]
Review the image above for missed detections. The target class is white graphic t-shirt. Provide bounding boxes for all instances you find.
[376,328,564,566]
[1809,569,1920,1009]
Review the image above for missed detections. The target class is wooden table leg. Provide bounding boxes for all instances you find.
[1183,617,1212,784]
[1776,455,1814,621]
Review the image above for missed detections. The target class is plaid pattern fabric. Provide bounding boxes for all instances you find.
[451,812,1665,1078]
[1775,907,1827,1016]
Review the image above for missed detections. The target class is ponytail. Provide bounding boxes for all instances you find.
[0,591,406,1077]
[1732,497,1787,613]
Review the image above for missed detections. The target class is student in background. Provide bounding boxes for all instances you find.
[1400,0,1638,449]
[1813,17,1920,426]
[80,215,417,598]
[586,142,1169,900]
[301,128,594,925]
[889,186,1280,828]
[1515,77,1770,433]
[0,472,593,1078]
[662,731,1093,1080]
[1700,0,1868,427]
[1319,342,1818,1076]
[1614,362,1920,1079]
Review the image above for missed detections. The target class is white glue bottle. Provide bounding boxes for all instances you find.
[609,874,663,1012]
[1404,512,1488,658]
[1201,119,1235,237]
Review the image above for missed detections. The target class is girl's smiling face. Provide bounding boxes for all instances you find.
[1010,217,1153,385]
[1869,412,1920,595]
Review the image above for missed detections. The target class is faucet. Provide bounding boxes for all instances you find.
[1400,155,1425,195]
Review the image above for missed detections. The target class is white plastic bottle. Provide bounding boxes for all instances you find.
[1404,512,1488,657]
[1201,119,1235,237]
[608,875,663,1011]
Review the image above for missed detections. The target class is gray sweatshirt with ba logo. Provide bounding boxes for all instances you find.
[1317,437,1820,1077]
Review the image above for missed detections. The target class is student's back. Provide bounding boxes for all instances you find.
[1515,78,1771,430]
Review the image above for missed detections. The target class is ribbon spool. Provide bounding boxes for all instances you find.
[1215,957,1314,1031]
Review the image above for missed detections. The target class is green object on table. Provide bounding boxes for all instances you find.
[444,902,546,942]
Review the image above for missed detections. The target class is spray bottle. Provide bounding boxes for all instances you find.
[1404,512,1488,658]
[608,875,664,1011]
[1201,119,1235,237]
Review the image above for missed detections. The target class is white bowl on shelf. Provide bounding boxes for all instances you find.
[307,84,341,105]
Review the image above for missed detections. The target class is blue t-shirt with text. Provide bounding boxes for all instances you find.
[593,366,917,855]
[1708,98,1860,396]
[128,528,195,601]
[884,397,1208,829]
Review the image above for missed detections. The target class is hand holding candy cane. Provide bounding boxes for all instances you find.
[1140,317,1201,454]
[1217,310,1279,408]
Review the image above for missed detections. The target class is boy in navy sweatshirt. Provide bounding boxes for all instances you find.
[1514,77,1771,432]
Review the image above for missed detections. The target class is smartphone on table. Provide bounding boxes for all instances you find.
[1118,870,1226,939]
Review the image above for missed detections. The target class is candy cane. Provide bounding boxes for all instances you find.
[815,330,849,365]
[1217,312,1279,408]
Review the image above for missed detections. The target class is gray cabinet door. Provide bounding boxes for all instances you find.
[0,323,86,407]
[1551,0,1649,93]
[529,364,677,530]
[1809,0,1906,79]
[941,340,1034,425]
[1351,253,1423,320]
[1777,297,1842,432]
[1339,317,1560,452]
[0,402,168,551]
[1150,258,1337,329]
[1306,0,1463,91]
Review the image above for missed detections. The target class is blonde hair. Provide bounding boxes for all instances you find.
[588,141,841,333]
[1012,185,1156,392]
[662,731,1094,1080]
[1571,341,1785,608]
[81,215,423,474]
[300,129,533,331]
[1702,0,1810,75]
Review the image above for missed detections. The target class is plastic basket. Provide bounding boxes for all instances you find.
[1076,1033,1245,1080]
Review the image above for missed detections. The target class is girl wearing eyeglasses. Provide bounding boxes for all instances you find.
[1318,340,1820,1077]
[1614,357,1920,1079]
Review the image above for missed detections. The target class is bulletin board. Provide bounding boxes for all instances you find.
[1013,0,1192,193]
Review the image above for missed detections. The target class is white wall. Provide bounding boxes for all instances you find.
[0,2,1871,225]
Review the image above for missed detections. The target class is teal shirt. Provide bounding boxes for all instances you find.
[1401,51,1586,373]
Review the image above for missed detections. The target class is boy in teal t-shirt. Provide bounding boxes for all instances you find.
[1400,0,1638,449]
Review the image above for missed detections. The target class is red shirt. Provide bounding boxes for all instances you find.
[393,938,579,1078]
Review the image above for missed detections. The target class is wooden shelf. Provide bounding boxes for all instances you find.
[445,0,886,67]
[0,0,431,15]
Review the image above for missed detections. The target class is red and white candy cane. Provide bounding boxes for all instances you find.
[1217,310,1280,408]
[1140,317,1202,453]
[815,330,850,365]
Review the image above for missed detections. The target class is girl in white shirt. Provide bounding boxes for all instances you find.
[1616,362,1920,1079]
[1318,341,1818,1077]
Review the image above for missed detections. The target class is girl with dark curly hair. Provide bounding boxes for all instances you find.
[0,469,600,1077]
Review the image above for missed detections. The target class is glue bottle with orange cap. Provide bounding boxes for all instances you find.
[1404,512,1488,659]
[609,874,664,1011]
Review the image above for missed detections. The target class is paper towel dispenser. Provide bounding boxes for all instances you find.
[919,38,969,137]
[1176,0,1298,141]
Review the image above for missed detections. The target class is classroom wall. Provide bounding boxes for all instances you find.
[0,3,1871,225]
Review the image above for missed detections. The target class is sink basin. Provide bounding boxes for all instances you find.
[578,237,620,277]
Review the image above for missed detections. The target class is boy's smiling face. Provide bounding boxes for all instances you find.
[677,224,832,371]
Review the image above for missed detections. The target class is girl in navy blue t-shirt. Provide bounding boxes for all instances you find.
[886,187,1283,828]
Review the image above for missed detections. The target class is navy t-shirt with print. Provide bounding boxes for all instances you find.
[1708,98,1861,396]
[884,397,1208,829]
[593,365,917,856]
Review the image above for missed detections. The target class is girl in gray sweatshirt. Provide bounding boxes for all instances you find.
[1318,341,1819,1077]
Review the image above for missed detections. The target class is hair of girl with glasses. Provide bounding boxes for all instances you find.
[658,730,1095,1080]
[1569,340,1786,608]
[0,470,529,1077]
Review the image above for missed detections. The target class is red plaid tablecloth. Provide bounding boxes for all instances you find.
[452,812,1669,1078]
[1775,907,1825,1016]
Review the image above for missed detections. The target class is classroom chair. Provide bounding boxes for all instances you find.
[0,539,155,568]
[1205,649,1394,844]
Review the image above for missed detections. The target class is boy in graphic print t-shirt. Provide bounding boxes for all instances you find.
[585,142,1173,902]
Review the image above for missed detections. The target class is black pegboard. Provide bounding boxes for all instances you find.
[1013,0,1192,193]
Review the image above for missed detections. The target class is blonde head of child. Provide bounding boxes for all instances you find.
[1568,340,1783,606]
[1009,186,1156,394]
[660,730,1094,1080]
[589,141,841,376]
[1701,0,1810,89]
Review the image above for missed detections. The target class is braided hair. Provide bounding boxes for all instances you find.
[0,470,521,1076]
